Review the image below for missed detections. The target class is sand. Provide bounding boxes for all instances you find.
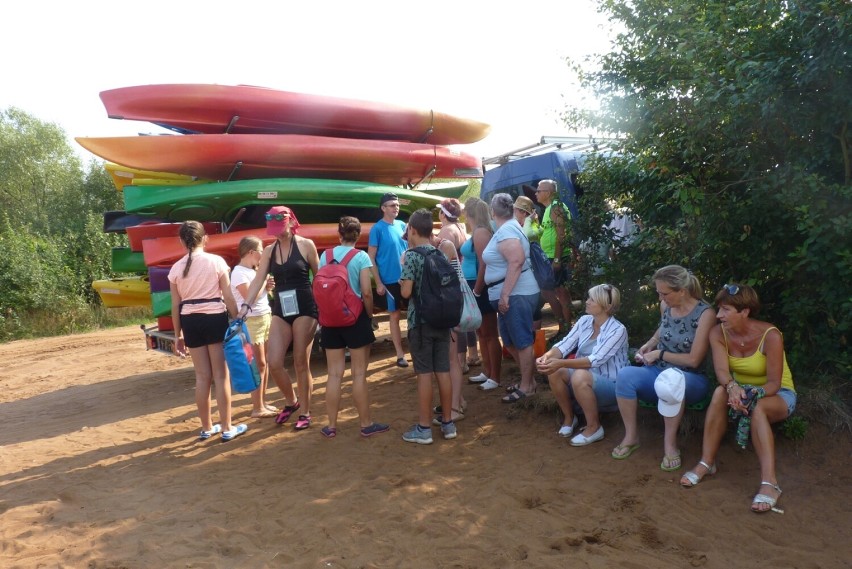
[0,318,849,569]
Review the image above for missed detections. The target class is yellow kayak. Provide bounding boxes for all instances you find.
[105,162,210,192]
[92,276,151,308]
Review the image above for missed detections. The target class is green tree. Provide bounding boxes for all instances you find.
[0,108,129,339]
[0,107,82,234]
[565,0,851,385]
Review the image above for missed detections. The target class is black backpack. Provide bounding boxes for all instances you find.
[410,246,463,329]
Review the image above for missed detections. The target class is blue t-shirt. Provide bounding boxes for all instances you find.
[368,219,407,284]
[318,246,373,298]
[459,237,478,280]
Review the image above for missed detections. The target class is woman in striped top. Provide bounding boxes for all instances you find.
[536,284,629,446]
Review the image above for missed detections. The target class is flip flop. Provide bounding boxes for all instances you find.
[611,443,640,460]
[660,453,682,472]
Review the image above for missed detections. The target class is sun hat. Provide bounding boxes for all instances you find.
[654,367,686,417]
[435,198,463,220]
[380,192,399,206]
[265,205,300,236]
[513,195,535,215]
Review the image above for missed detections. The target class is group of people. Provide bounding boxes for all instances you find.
[166,183,796,514]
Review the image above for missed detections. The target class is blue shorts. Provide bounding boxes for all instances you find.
[491,292,538,349]
[615,364,710,406]
[777,387,797,416]
[567,371,618,409]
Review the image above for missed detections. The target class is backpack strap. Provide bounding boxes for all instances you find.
[324,247,360,267]
[340,247,360,266]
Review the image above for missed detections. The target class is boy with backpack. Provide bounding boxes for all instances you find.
[399,209,463,444]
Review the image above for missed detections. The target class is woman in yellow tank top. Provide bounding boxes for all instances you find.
[680,284,796,513]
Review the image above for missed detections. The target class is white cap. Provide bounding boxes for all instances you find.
[655,368,686,417]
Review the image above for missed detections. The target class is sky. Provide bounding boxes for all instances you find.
[2,1,614,164]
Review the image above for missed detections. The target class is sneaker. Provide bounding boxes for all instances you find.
[478,378,500,391]
[402,424,433,445]
[557,416,580,438]
[198,424,222,440]
[396,357,409,368]
[221,424,248,442]
[468,372,488,384]
[441,421,457,440]
[294,414,312,430]
[360,423,390,437]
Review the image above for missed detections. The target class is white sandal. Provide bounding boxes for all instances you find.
[752,481,782,513]
[680,460,717,488]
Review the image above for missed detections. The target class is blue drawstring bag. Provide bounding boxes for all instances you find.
[223,318,261,393]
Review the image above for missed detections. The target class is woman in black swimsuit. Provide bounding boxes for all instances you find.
[239,206,320,431]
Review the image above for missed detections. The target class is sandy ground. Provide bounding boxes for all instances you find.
[0,316,849,569]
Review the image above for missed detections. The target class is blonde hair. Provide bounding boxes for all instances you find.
[238,235,263,258]
[464,197,493,232]
[653,265,703,299]
[589,283,620,315]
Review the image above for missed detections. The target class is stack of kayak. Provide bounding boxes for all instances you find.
[85,84,489,329]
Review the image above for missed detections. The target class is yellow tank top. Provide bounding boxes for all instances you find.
[723,327,795,391]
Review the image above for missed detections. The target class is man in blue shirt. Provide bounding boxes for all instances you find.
[368,192,409,367]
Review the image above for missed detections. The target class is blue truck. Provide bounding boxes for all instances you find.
[479,136,616,220]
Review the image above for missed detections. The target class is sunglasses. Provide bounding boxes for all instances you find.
[265,213,289,221]
[724,284,740,296]
[602,284,613,304]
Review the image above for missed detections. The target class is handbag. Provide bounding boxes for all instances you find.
[223,318,261,394]
[455,262,482,333]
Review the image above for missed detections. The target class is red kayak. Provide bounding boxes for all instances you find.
[76,134,482,186]
[99,84,491,145]
[126,221,222,252]
[141,224,373,268]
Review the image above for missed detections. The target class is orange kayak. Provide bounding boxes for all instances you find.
[100,84,490,145]
[76,134,482,186]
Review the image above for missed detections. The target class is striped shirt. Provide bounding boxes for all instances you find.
[553,315,629,380]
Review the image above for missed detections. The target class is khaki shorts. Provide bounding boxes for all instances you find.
[245,313,271,344]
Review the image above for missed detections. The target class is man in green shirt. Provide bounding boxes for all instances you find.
[534,179,578,333]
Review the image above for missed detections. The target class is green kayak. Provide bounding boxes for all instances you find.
[123,178,443,225]
[112,247,147,273]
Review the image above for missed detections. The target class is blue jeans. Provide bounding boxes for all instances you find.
[491,292,538,349]
[616,364,709,406]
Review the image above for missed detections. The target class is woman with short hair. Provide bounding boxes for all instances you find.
[681,283,796,513]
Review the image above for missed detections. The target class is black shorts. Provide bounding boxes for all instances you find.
[408,323,451,374]
[373,282,409,313]
[272,287,318,325]
[180,312,229,348]
[551,259,573,287]
[320,307,375,350]
[468,280,496,316]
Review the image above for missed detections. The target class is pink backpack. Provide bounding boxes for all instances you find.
[312,248,363,328]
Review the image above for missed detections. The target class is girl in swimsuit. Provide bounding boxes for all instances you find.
[239,206,320,431]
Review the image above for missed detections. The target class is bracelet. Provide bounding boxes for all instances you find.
[726,381,738,393]
[660,350,666,362]
[241,303,252,314]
